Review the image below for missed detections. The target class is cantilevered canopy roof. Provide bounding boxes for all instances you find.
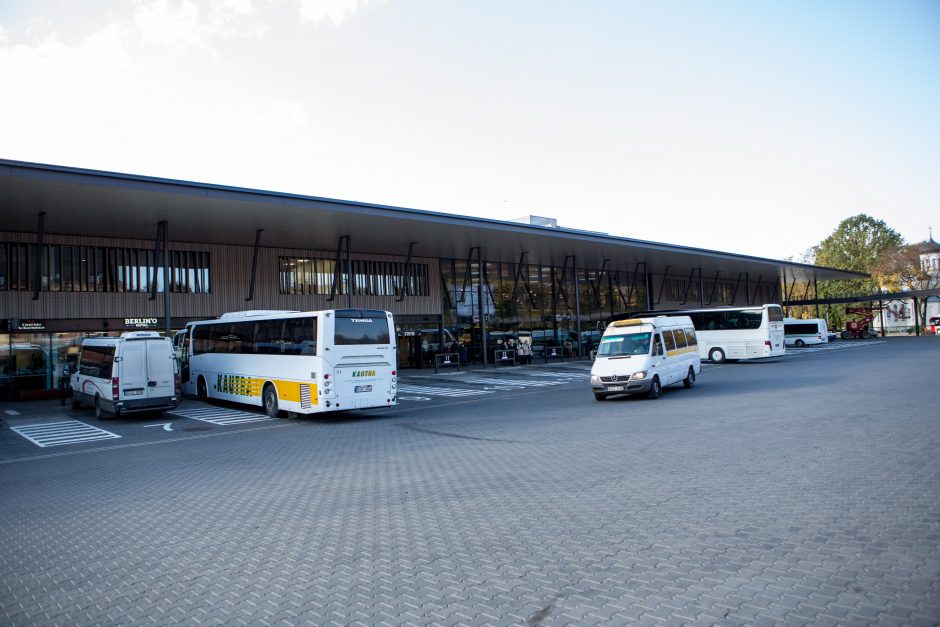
[0,159,866,283]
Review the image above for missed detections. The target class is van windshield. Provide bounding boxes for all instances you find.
[597,332,651,356]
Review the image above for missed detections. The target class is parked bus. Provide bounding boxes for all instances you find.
[615,304,785,363]
[783,318,828,347]
[179,309,397,416]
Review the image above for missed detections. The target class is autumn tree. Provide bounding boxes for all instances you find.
[810,214,904,329]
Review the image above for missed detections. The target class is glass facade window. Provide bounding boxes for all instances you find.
[0,242,211,293]
[439,257,648,364]
[278,256,429,297]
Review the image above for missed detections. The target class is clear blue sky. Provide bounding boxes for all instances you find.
[1,0,937,259]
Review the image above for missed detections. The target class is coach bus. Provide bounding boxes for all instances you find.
[179,309,397,416]
[614,304,786,363]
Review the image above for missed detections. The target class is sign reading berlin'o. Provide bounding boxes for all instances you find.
[125,318,159,328]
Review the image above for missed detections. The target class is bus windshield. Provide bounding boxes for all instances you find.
[597,332,651,356]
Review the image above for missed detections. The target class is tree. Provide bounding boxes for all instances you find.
[811,214,904,329]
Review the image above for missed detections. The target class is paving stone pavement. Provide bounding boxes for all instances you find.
[0,338,938,625]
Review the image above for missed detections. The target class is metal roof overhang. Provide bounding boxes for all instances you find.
[0,159,866,283]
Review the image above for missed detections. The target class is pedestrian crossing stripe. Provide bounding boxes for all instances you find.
[169,407,273,426]
[11,420,121,448]
[524,372,589,379]
[397,384,492,397]
[464,377,564,387]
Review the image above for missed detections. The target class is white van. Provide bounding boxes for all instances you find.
[71,332,180,419]
[590,316,701,400]
[783,318,828,347]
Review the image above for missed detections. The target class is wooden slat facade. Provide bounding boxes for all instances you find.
[0,230,442,323]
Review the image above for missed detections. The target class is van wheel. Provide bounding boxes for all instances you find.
[197,376,208,401]
[263,384,281,418]
[795,339,806,348]
[94,396,108,420]
[683,368,695,389]
[647,376,662,399]
[71,395,81,410]
[594,392,607,401]
[708,348,726,363]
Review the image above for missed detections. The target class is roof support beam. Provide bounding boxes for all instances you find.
[590,259,609,308]
[327,235,351,308]
[750,275,763,306]
[162,221,171,336]
[149,220,164,302]
[245,229,263,302]
[729,272,743,305]
[396,241,417,302]
[510,252,536,311]
[680,267,701,306]
[706,271,722,305]
[654,266,672,306]
[31,211,45,301]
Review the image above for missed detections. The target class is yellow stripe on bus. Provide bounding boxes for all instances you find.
[217,374,316,404]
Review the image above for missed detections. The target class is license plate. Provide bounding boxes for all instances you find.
[607,385,624,392]
[354,385,372,393]
[125,389,143,396]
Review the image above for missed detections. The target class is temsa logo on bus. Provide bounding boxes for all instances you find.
[350,318,373,323]
[353,370,377,377]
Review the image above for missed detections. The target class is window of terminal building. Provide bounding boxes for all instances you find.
[0,243,210,293]
[278,256,429,297]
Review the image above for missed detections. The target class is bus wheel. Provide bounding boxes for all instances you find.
[683,368,695,388]
[795,339,805,348]
[708,348,726,363]
[647,376,662,399]
[197,376,208,401]
[594,392,607,401]
[263,384,281,418]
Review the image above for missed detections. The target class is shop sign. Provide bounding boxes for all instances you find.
[9,319,46,331]
[124,317,159,329]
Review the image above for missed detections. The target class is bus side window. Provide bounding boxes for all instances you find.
[653,334,664,356]
[663,330,677,352]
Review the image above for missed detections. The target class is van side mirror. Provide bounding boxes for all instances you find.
[62,364,72,376]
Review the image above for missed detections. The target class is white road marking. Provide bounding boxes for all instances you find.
[11,420,121,448]
[397,384,492,397]
[4,410,21,416]
[464,377,564,388]
[144,423,174,431]
[169,407,273,426]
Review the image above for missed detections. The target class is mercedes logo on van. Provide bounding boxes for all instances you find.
[610,374,619,382]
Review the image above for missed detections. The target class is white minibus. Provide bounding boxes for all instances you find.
[180,309,397,416]
[783,318,828,347]
[590,316,701,400]
[71,332,180,419]
[619,304,786,363]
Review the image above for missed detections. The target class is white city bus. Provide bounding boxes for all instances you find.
[179,309,398,416]
[619,304,785,363]
[783,318,828,347]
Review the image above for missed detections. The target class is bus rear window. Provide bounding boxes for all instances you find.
[334,316,391,345]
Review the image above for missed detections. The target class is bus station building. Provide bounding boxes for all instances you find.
[1,159,864,398]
